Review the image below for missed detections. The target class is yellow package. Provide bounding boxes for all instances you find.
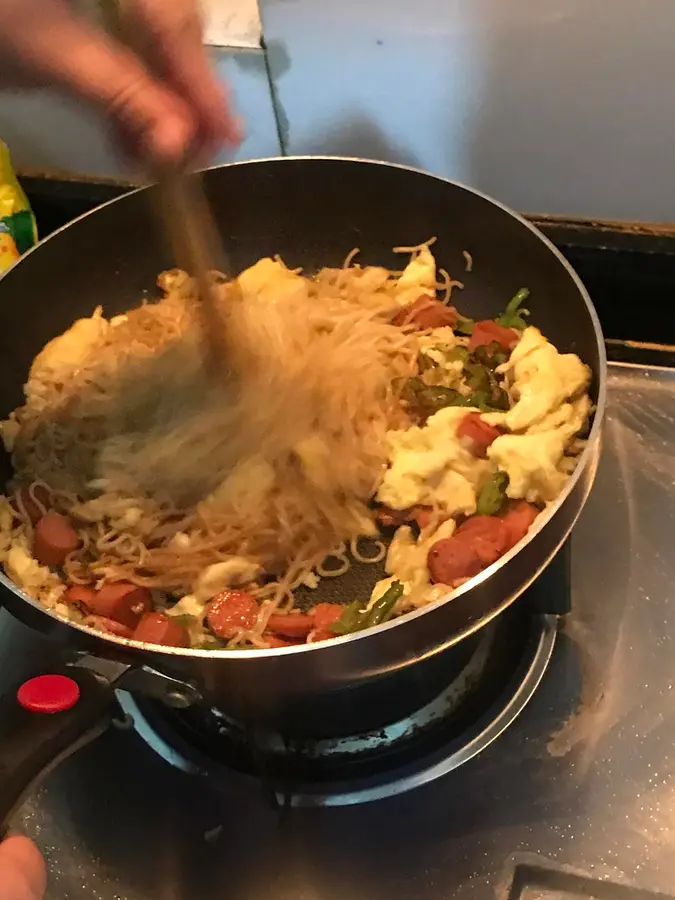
[0,141,37,273]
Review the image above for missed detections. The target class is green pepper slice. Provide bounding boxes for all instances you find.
[476,471,509,516]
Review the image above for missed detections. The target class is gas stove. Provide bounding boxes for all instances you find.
[117,599,558,807]
[6,180,675,899]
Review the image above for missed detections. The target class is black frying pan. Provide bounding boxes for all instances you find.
[0,158,605,829]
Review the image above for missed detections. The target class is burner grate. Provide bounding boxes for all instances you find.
[119,546,571,805]
[118,606,558,805]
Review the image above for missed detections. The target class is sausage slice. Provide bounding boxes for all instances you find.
[266,612,314,639]
[501,501,539,549]
[90,583,152,629]
[456,412,501,457]
[33,513,80,567]
[206,589,259,640]
[468,320,518,352]
[83,615,133,639]
[427,537,484,584]
[263,632,303,648]
[428,517,510,584]
[64,585,97,609]
[312,603,343,631]
[133,612,189,647]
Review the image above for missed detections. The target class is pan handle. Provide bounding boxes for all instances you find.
[0,664,119,834]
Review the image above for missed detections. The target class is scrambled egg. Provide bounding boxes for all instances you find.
[3,535,67,613]
[366,518,457,614]
[395,245,436,306]
[166,592,206,620]
[193,557,261,601]
[376,406,490,514]
[27,310,109,408]
[237,258,307,305]
[492,327,590,432]
[418,327,458,351]
[487,395,590,502]
[164,592,211,644]
[488,429,568,502]
[526,393,591,435]
[473,328,591,503]
[386,520,456,584]
[378,314,592,517]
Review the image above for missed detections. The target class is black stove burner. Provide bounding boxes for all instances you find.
[121,547,569,805]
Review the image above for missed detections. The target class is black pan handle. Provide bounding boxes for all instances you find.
[0,665,119,834]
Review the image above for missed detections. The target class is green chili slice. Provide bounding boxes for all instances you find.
[476,471,509,516]
[496,288,530,329]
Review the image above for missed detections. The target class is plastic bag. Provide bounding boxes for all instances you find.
[0,141,37,274]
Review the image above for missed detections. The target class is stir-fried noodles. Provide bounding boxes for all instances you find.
[0,241,592,650]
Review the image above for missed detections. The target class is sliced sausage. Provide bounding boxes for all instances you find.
[392,296,458,330]
[33,512,80,567]
[83,615,133,639]
[501,501,539,549]
[308,629,337,644]
[428,537,485,584]
[133,612,189,647]
[455,515,510,559]
[456,515,505,538]
[17,485,52,525]
[266,612,314,639]
[312,602,344,631]
[456,412,501,457]
[428,517,510,584]
[264,632,303,649]
[64,585,96,609]
[470,530,511,567]
[468,320,518,352]
[206,589,259,640]
[90,583,152,629]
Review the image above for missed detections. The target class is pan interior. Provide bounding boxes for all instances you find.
[0,158,603,637]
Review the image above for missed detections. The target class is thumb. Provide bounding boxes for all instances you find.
[0,836,47,900]
[0,1,197,165]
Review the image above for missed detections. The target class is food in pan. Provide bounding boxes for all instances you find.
[0,240,592,650]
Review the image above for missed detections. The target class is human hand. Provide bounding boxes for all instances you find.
[0,0,242,167]
[0,836,46,900]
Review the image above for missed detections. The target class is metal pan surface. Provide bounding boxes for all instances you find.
[0,157,606,724]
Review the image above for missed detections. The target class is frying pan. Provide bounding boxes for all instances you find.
[0,157,605,829]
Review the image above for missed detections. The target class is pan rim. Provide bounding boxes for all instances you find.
[0,155,607,658]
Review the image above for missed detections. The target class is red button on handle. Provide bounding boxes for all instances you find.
[16,674,81,713]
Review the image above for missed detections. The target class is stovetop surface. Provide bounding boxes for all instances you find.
[4,360,674,899]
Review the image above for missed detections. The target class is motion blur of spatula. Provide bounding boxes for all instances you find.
[152,167,231,371]
[103,0,230,373]
[88,0,259,507]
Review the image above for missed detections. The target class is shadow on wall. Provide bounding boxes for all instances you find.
[299,114,421,169]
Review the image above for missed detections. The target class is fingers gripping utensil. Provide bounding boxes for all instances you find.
[105,0,230,372]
